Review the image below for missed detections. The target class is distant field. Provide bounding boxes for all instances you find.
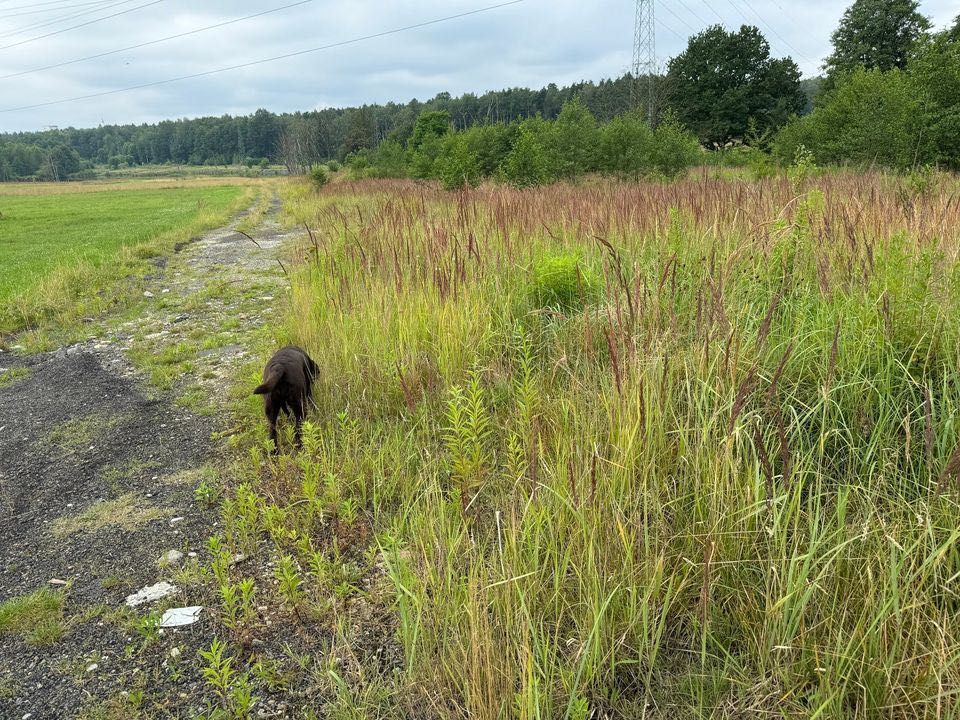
[0,179,253,334]
[88,163,287,181]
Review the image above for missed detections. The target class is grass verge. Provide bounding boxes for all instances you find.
[197,171,960,718]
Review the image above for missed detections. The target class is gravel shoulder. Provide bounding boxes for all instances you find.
[0,191,293,719]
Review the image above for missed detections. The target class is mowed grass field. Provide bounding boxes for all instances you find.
[213,171,960,718]
[0,179,255,335]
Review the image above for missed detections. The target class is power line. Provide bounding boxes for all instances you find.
[0,0,127,39]
[657,17,685,42]
[0,0,131,41]
[0,0,525,114]
[722,0,814,64]
[673,0,712,31]
[2,0,114,9]
[0,0,117,20]
[659,2,697,34]
[0,0,315,80]
[0,0,161,50]
[696,0,725,24]
[736,0,816,64]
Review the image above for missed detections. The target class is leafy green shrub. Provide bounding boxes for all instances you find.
[462,123,516,177]
[308,163,328,189]
[904,163,938,197]
[650,111,701,177]
[599,111,654,180]
[409,111,451,179]
[530,250,602,311]
[545,98,600,179]
[501,117,552,188]
[326,159,341,172]
[344,149,371,177]
[434,134,481,190]
[369,139,409,178]
[772,67,924,168]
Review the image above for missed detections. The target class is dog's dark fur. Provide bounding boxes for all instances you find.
[253,346,319,451]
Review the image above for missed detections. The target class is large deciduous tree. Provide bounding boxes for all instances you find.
[824,0,931,80]
[665,25,804,146]
[948,14,960,43]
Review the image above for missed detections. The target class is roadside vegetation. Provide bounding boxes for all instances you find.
[196,161,960,717]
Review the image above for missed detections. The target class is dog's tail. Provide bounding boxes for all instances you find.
[253,368,283,395]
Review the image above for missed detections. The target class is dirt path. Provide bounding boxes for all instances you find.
[0,192,294,719]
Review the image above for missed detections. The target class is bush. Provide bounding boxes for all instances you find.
[344,149,371,176]
[530,250,602,311]
[650,112,701,177]
[501,117,552,188]
[772,68,925,168]
[326,160,341,173]
[434,135,481,190]
[545,98,600,179]
[308,164,328,189]
[599,111,654,180]
[369,140,408,178]
[462,123,516,177]
[409,111,451,179]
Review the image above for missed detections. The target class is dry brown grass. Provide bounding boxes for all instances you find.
[0,176,266,197]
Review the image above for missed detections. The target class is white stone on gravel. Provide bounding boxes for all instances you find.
[160,550,184,565]
[143,291,154,297]
[125,581,177,607]
[159,606,202,628]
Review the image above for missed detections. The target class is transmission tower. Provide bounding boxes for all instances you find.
[631,0,656,125]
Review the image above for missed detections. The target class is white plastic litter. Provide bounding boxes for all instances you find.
[159,606,203,628]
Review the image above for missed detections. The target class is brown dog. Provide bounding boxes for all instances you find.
[253,346,319,452]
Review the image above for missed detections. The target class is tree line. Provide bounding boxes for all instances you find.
[334,102,701,190]
[0,0,956,181]
[0,76,640,181]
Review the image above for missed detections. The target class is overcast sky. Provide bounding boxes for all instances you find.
[0,0,955,132]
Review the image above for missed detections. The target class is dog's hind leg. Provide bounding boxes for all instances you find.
[265,397,281,453]
[290,396,306,450]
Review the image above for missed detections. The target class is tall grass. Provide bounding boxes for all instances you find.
[235,172,960,717]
